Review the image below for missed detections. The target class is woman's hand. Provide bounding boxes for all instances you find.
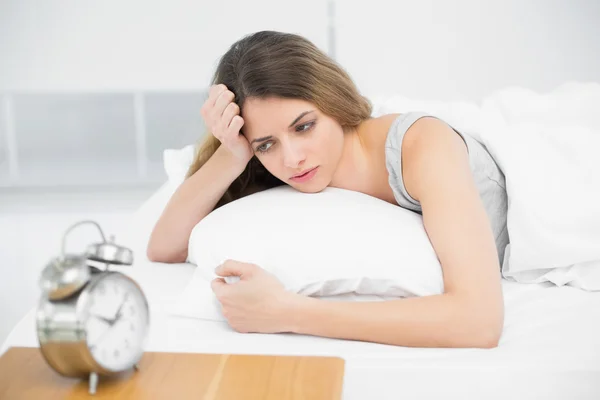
[211,260,299,333]
[201,84,254,169]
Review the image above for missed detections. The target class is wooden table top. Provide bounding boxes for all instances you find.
[0,347,345,399]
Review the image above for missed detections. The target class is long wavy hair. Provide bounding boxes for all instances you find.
[186,30,372,210]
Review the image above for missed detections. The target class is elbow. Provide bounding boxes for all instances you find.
[470,312,504,349]
[146,236,187,264]
[479,301,504,349]
[146,231,163,262]
[146,245,187,264]
[448,320,502,349]
[453,320,501,349]
[146,241,163,263]
[475,328,501,349]
[455,296,504,349]
[146,243,162,263]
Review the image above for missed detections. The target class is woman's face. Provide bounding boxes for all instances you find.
[241,97,345,193]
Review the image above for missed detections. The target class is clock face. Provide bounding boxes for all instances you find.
[83,273,149,372]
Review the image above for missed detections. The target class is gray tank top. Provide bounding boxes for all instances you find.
[384,112,509,265]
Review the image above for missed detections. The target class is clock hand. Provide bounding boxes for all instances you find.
[92,315,114,325]
[106,293,129,326]
[90,314,126,349]
[90,315,129,349]
[90,293,129,326]
[111,293,129,324]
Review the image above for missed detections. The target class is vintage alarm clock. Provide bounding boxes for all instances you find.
[36,220,150,395]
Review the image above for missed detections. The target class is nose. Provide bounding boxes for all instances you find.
[282,139,306,169]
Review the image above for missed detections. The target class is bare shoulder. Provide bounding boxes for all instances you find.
[401,116,470,202]
[357,113,403,150]
[402,116,466,154]
[359,113,465,154]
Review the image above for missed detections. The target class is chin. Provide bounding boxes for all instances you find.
[297,186,325,194]
[289,180,328,194]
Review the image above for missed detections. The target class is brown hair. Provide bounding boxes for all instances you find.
[186,30,372,210]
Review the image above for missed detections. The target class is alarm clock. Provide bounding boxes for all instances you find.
[36,220,150,395]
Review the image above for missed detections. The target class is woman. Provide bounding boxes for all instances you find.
[148,30,508,349]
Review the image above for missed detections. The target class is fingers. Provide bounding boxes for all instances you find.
[202,84,243,140]
[201,84,224,119]
[215,260,256,279]
[207,84,227,108]
[222,102,241,133]
[201,84,232,124]
[213,90,235,123]
[200,84,252,166]
[229,115,245,135]
[210,277,227,295]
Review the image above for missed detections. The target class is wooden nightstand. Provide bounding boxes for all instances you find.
[0,347,345,399]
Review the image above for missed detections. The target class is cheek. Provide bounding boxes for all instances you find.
[319,130,344,158]
[309,130,332,155]
[258,157,283,178]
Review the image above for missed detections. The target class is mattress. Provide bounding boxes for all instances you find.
[2,255,600,400]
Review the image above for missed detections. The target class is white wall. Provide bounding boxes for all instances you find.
[0,0,330,92]
[335,0,600,101]
[1,1,597,99]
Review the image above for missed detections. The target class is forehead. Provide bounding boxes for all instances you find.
[242,97,317,138]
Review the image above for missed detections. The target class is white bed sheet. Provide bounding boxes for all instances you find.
[2,256,600,400]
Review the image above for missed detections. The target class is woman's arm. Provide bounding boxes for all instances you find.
[285,117,504,348]
[147,145,246,263]
[288,292,497,348]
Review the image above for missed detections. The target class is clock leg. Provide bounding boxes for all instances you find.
[89,372,99,395]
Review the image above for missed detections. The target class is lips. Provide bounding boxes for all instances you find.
[290,166,319,183]
[292,167,316,178]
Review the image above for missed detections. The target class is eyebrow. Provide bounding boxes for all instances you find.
[250,110,314,145]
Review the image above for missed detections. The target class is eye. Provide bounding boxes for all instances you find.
[255,121,315,154]
[256,142,272,154]
[296,121,315,132]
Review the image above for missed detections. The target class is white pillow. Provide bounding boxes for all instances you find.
[171,185,444,320]
[163,143,197,184]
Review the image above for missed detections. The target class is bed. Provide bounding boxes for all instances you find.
[2,225,600,399]
[3,81,600,398]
